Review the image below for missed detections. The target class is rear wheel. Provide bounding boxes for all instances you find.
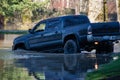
[64,40,78,54]
[63,39,79,72]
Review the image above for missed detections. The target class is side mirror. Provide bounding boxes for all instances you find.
[28,29,33,34]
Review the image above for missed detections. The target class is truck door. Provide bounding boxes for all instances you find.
[28,21,47,49]
[43,19,62,49]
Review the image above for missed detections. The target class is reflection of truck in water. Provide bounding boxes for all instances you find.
[13,15,120,53]
[15,53,112,79]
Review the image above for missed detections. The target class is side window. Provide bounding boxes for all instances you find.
[46,20,60,30]
[34,22,46,32]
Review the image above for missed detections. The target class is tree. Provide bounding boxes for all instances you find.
[0,0,50,28]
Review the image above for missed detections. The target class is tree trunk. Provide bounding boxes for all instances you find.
[0,14,4,29]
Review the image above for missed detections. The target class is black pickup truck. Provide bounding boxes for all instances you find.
[12,15,120,53]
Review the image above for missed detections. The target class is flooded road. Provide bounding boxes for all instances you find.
[0,34,120,80]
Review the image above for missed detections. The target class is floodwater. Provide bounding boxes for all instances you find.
[0,34,120,80]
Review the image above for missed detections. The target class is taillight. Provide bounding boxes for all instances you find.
[88,25,92,35]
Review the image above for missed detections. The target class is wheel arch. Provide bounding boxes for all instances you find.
[14,43,26,50]
[63,34,80,52]
[64,34,78,44]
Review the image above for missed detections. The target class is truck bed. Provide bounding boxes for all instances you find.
[87,22,120,42]
[91,22,120,36]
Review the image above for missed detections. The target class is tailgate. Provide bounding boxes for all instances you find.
[87,22,120,42]
[91,22,120,36]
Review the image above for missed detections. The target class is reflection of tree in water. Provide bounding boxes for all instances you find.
[0,60,34,80]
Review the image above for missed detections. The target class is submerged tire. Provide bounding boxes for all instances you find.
[64,40,78,54]
[63,39,79,72]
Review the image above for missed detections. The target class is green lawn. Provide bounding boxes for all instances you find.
[86,54,120,80]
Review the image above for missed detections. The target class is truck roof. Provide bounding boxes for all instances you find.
[41,15,89,22]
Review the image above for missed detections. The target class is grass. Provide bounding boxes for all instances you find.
[86,54,120,80]
[0,30,28,34]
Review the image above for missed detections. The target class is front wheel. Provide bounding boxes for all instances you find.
[64,40,78,54]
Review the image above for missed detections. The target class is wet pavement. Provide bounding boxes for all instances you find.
[0,34,120,80]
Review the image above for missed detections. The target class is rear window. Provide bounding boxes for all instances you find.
[64,16,90,27]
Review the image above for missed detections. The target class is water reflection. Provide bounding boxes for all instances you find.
[13,51,112,80]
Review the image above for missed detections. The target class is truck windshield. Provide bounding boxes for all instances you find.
[64,16,90,27]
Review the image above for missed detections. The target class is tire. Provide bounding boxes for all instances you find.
[96,42,113,54]
[63,39,79,73]
[64,40,78,54]
[15,44,26,51]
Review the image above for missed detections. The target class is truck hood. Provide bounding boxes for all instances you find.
[13,34,31,44]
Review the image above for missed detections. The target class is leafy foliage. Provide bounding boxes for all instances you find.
[0,0,50,20]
